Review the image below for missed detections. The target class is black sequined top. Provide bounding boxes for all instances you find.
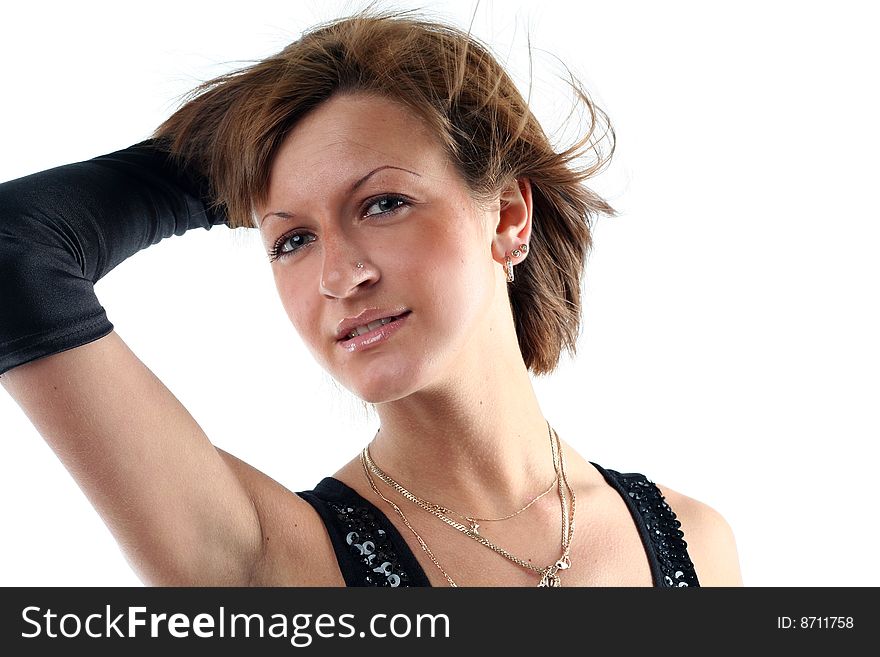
[296,461,700,587]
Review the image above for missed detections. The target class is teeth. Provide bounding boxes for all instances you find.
[346,316,397,339]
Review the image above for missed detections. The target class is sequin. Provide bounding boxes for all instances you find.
[610,471,700,588]
[327,500,413,587]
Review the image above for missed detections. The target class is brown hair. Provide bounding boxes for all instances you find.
[154,11,616,375]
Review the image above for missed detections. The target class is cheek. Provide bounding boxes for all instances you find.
[273,273,320,343]
[421,224,496,329]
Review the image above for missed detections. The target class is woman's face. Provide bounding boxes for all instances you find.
[258,93,506,403]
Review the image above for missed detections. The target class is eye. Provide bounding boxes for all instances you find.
[268,231,316,262]
[363,195,408,217]
[267,195,409,263]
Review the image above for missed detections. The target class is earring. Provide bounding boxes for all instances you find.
[505,243,528,284]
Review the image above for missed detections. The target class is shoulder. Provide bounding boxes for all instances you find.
[654,482,743,587]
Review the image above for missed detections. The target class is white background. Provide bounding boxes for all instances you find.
[1,0,877,586]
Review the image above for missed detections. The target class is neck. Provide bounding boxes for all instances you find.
[367,343,558,520]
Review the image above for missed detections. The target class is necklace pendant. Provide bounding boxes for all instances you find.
[538,572,562,587]
[538,566,562,587]
[469,521,480,535]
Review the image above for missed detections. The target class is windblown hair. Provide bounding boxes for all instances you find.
[154,11,616,375]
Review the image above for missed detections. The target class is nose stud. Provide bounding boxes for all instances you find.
[356,262,364,269]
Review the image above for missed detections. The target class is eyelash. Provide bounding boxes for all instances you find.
[267,195,410,263]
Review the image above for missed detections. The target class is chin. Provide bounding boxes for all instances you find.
[343,358,433,405]
[349,374,417,405]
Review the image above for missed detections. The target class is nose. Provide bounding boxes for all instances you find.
[319,233,378,298]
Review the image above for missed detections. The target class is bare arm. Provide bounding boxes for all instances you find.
[1,332,266,584]
[0,143,316,584]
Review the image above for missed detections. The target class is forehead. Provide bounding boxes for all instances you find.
[264,93,449,204]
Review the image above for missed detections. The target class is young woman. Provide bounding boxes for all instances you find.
[0,12,742,587]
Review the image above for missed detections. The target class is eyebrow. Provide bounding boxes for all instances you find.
[260,165,421,226]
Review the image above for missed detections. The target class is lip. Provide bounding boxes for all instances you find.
[335,307,411,342]
[337,311,411,353]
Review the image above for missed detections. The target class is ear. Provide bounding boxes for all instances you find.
[491,177,533,267]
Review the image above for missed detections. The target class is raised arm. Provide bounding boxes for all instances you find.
[1,143,276,585]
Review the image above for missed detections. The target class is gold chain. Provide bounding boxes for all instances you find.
[361,451,458,587]
[439,473,559,534]
[361,422,576,586]
[364,432,559,534]
[545,426,577,586]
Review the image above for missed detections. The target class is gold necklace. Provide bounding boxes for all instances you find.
[362,422,576,586]
[439,474,558,535]
[365,444,559,535]
[363,424,575,586]
[361,451,458,587]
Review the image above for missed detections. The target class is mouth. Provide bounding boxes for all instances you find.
[337,310,412,342]
[336,310,412,353]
